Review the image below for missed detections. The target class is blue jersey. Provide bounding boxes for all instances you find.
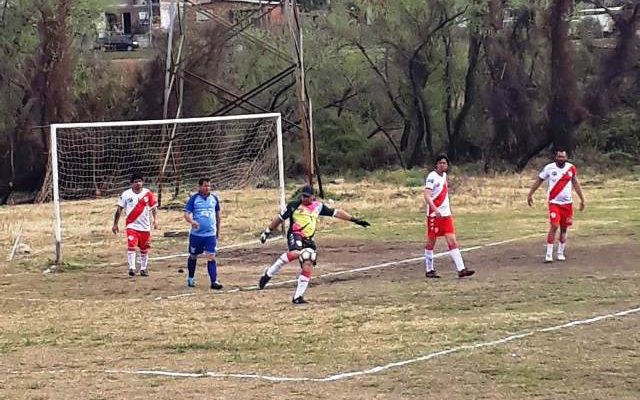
[184,192,221,237]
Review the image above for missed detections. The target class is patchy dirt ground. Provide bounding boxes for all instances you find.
[1,234,639,399]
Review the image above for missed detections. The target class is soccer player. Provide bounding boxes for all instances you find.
[112,172,158,277]
[258,184,370,304]
[423,155,475,279]
[183,178,223,289]
[527,149,585,262]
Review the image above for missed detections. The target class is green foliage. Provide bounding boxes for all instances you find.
[316,113,394,173]
[576,109,640,159]
[367,168,426,187]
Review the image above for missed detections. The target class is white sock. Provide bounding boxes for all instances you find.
[127,251,136,271]
[558,242,566,255]
[546,243,554,256]
[425,249,434,272]
[140,253,149,271]
[266,253,289,277]
[293,275,310,299]
[449,248,465,272]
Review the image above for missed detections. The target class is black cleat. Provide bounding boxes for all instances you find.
[425,271,441,279]
[258,273,271,290]
[140,270,148,277]
[292,296,308,305]
[458,269,475,278]
[128,269,135,277]
[210,282,224,290]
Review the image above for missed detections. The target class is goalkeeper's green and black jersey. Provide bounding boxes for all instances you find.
[278,199,335,239]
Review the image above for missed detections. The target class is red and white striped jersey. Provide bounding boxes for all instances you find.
[425,171,451,217]
[538,162,577,205]
[117,188,157,231]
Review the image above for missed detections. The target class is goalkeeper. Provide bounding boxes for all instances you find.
[258,184,370,304]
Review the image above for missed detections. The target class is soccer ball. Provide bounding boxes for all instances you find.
[298,248,317,264]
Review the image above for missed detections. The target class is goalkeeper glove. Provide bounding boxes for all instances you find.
[350,217,370,227]
[260,228,271,244]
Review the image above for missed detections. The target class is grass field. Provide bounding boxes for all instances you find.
[1,171,639,399]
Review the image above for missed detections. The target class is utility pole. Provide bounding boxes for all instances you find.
[148,0,153,47]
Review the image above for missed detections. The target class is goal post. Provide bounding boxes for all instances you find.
[50,113,285,265]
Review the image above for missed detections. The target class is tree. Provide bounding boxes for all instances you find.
[0,0,112,203]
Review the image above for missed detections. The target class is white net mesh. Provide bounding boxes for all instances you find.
[54,116,281,200]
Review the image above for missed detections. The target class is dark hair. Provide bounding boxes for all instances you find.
[433,154,450,167]
[130,172,143,183]
[553,148,568,156]
[198,178,211,186]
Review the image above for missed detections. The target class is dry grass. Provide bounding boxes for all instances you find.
[0,171,639,399]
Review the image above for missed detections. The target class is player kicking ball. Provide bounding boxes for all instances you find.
[423,155,474,279]
[112,173,158,277]
[258,185,370,304]
[527,149,585,263]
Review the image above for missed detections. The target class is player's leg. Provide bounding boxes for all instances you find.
[292,260,313,304]
[187,235,204,287]
[204,236,222,290]
[425,223,439,278]
[138,231,151,276]
[444,231,475,278]
[292,239,317,304]
[546,205,561,262]
[125,229,139,276]
[557,204,573,261]
[557,227,568,261]
[259,233,300,289]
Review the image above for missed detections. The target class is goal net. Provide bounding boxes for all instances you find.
[50,113,285,264]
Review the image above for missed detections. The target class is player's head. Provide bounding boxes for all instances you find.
[300,184,315,205]
[553,149,568,168]
[130,172,143,191]
[433,154,450,173]
[198,178,211,196]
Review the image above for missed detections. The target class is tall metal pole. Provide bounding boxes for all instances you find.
[284,0,313,185]
[148,0,153,48]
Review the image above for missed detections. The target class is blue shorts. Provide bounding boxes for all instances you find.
[188,234,217,256]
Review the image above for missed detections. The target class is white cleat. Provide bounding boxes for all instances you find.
[544,254,553,263]
[557,253,566,262]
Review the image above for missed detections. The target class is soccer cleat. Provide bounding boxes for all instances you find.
[258,273,271,290]
[292,296,308,305]
[140,270,148,277]
[128,269,135,277]
[544,254,553,263]
[425,271,441,279]
[187,278,195,287]
[210,282,224,290]
[557,253,566,262]
[458,269,475,278]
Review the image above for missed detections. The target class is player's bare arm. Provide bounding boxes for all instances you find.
[424,188,442,217]
[216,209,221,239]
[333,209,370,227]
[183,211,199,230]
[572,176,586,211]
[112,205,124,234]
[527,178,544,207]
[151,207,159,230]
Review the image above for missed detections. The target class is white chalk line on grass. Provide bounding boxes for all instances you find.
[91,236,285,268]
[9,304,640,379]
[103,305,640,382]
[154,234,540,300]
[0,234,538,303]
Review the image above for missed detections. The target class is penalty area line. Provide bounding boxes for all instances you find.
[154,233,540,300]
[104,304,640,382]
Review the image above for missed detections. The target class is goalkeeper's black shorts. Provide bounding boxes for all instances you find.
[287,233,316,251]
